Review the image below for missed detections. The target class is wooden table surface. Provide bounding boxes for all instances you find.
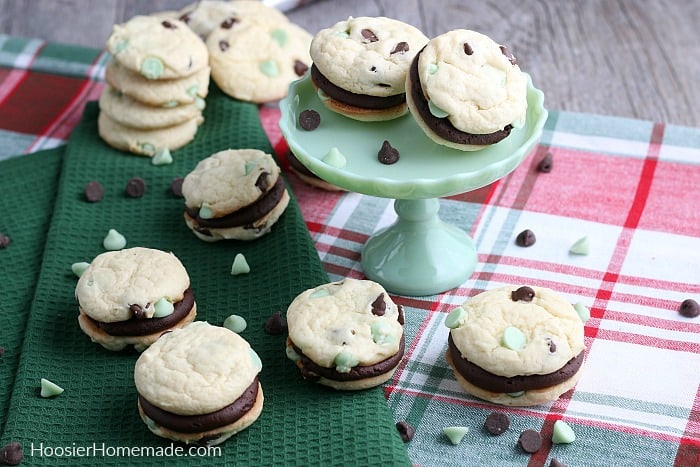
[0,0,697,127]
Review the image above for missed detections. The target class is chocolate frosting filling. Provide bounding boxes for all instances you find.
[139,377,259,433]
[409,48,513,145]
[311,64,406,110]
[448,334,584,393]
[185,176,286,229]
[90,288,194,336]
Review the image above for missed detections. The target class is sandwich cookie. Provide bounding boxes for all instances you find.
[444,285,586,406]
[134,321,263,445]
[286,278,405,390]
[406,29,528,150]
[76,247,197,352]
[182,149,290,241]
[309,16,428,121]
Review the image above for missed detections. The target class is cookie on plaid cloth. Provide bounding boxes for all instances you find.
[444,285,586,406]
[406,29,528,150]
[76,247,197,352]
[285,278,405,390]
[182,149,290,241]
[135,321,264,445]
[309,16,428,121]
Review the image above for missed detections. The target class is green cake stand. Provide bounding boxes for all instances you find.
[279,74,547,296]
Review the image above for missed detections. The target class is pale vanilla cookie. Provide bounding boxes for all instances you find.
[309,16,428,121]
[177,0,289,39]
[182,149,290,241]
[444,285,586,406]
[134,321,263,445]
[406,29,528,151]
[98,85,204,130]
[207,18,312,103]
[285,278,405,390]
[76,247,197,352]
[106,15,209,80]
[104,59,210,106]
[98,111,202,156]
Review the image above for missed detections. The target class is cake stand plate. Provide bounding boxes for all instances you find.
[279,74,547,296]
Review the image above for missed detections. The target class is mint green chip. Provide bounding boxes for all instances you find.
[309,288,330,299]
[552,420,576,444]
[153,298,174,318]
[103,229,126,251]
[371,321,394,345]
[317,88,330,101]
[71,261,90,278]
[334,351,359,373]
[231,253,250,275]
[195,96,206,110]
[502,326,526,350]
[322,147,347,168]
[573,302,590,322]
[186,84,199,97]
[151,148,173,166]
[428,63,438,74]
[271,28,288,46]
[507,391,525,397]
[114,39,128,54]
[569,235,590,255]
[162,100,178,108]
[428,100,449,118]
[199,202,214,219]
[244,160,257,175]
[335,31,350,39]
[443,426,469,445]
[249,348,262,372]
[223,314,247,333]
[141,56,164,80]
[259,60,279,78]
[285,345,300,362]
[444,306,466,329]
[40,378,64,398]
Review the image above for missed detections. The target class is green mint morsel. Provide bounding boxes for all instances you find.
[40,378,64,398]
[115,39,128,53]
[445,306,467,329]
[335,31,350,38]
[141,56,164,79]
[71,262,90,278]
[151,148,173,166]
[573,302,590,322]
[428,63,438,74]
[162,100,178,108]
[502,326,526,350]
[231,253,250,275]
[271,28,288,46]
[309,288,330,299]
[334,351,359,373]
[507,391,525,397]
[443,426,469,445]
[317,88,330,101]
[428,100,449,118]
[244,160,257,175]
[552,420,576,444]
[285,345,300,362]
[153,298,174,318]
[103,229,126,250]
[223,314,247,333]
[140,142,156,155]
[186,84,199,97]
[569,235,590,255]
[259,60,279,78]
[195,96,206,110]
[371,321,394,345]
[199,202,214,219]
[249,348,262,372]
[322,147,347,168]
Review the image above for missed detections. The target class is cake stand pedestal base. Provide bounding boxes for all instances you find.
[361,198,476,296]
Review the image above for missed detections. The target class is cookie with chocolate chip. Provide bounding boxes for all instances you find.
[134,321,263,445]
[182,149,290,241]
[285,278,405,390]
[76,247,197,352]
[176,0,288,40]
[444,285,586,406]
[406,29,528,151]
[309,16,428,121]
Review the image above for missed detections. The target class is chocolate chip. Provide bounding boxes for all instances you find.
[161,20,177,29]
[0,233,10,249]
[518,429,542,453]
[511,286,535,302]
[178,13,191,24]
[170,177,184,198]
[255,172,270,192]
[397,305,405,325]
[484,412,510,435]
[219,40,229,52]
[679,299,700,318]
[221,17,237,29]
[515,229,536,247]
[378,140,400,165]
[395,421,415,442]
[130,304,145,319]
[84,180,104,202]
[463,42,474,55]
[264,311,288,335]
[298,109,321,131]
[549,458,567,467]
[500,45,517,65]
[125,177,146,198]
[546,338,557,353]
[537,152,553,173]
[361,29,378,42]
[0,346,4,357]
[294,60,309,76]
[371,294,387,316]
[390,42,409,54]
[0,442,23,466]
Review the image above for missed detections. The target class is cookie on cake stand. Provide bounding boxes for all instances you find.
[279,74,547,296]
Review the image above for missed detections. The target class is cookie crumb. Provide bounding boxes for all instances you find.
[378,140,400,165]
[264,311,287,335]
[518,429,542,453]
[84,181,104,202]
[515,229,536,247]
[537,152,553,173]
[484,411,510,435]
[395,421,415,442]
[679,299,699,318]
[0,233,10,249]
[125,177,147,198]
[298,109,321,131]
[0,442,23,466]
[170,177,185,198]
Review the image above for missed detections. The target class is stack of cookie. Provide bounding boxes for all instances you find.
[98,15,210,157]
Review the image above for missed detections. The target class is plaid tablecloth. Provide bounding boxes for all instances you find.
[1,34,699,466]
